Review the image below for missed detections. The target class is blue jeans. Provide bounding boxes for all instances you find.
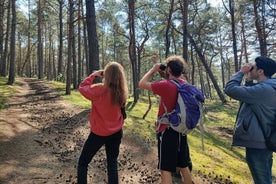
[246,147,273,184]
[77,130,122,184]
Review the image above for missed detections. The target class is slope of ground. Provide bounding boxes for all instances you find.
[0,78,206,184]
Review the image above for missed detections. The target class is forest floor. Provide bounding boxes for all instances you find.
[0,78,206,184]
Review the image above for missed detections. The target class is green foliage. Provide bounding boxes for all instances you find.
[0,77,17,109]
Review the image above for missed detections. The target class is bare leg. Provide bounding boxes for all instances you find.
[179,167,192,184]
[160,170,173,184]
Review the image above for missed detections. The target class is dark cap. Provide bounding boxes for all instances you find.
[255,56,276,77]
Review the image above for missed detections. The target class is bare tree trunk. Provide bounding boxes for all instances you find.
[17,33,21,76]
[190,45,195,84]
[196,57,205,96]
[81,0,89,76]
[253,0,267,56]
[25,0,31,77]
[137,26,149,84]
[179,0,189,62]
[77,0,82,85]
[47,25,53,80]
[85,0,99,74]
[222,0,239,72]
[66,0,74,95]
[37,0,43,79]
[142,91,152,119]
[1,0,10,77]
[0,0,4,71]
[52,45,56,79]
[7,0,16,85]
[218,28,226,89]
[240,13,249,64]
[229,0,239,72]
[57,0,64,80]
[128,0,139,103]
[72,7,77,90]
[165,0,174,57]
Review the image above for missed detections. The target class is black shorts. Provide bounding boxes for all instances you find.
[157,128,190,172]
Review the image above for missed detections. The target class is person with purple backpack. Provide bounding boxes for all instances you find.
[139,55,193,184]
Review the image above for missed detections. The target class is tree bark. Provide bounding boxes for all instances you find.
[77,0,82,85]
[85,0,99,74]
[37,0,43,79]
[66,0,74,95]
[1,0,10,77]
[165,0,174,57]
[128,0,139,103]
[57,0,64,80]
[253,0,267,56]
[7,0,16,85]
[179,0,189,62]
[0,0,4,73]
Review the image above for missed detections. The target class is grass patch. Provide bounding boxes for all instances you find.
[49,80,90,108]
[0,77,17,109]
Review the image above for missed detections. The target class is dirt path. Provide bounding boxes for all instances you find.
[0,78,181,184]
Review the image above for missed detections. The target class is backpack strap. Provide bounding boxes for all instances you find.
[170,79,181,88]
[156,80,179,130]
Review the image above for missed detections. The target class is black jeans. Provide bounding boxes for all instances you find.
[77,129,122,184]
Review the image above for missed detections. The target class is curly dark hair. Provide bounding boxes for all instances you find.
[166,55,188,77]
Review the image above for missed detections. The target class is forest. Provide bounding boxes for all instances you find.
[0,0,276,183]
[0,0,275,102]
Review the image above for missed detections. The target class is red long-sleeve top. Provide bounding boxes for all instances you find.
[79,75,124,136]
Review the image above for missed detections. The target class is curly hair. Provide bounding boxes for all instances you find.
[103,62,128,107]
[166,55,189,77]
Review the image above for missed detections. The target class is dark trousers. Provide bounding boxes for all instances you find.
[77,129,122,184]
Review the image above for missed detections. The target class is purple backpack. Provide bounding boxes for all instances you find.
[158,80,205,135]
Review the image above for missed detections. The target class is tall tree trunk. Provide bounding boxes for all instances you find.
[240,13,249,64]
[85,0,99,74]
[17,33,22,76]
[25,0,32,77]
[52,44,56,79]
[128,0,139,103]
[77,0,82,85]
[71,2,77,89]
[165,0,174,57]
[190,45,195,84]
[81,0,89,76]
[72,29,77,89]
[7,0,16,85]
[218,27,226,88]
[47,25,53,80]
[57,0,64,80]
[229,0,238,72]
[66,0,74,95]
[223,0,239,72]
[179,0,189,62]
[37,0,43,79]
[0,0,4,71]
[253,0,267,56]
[1,0,10,77]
